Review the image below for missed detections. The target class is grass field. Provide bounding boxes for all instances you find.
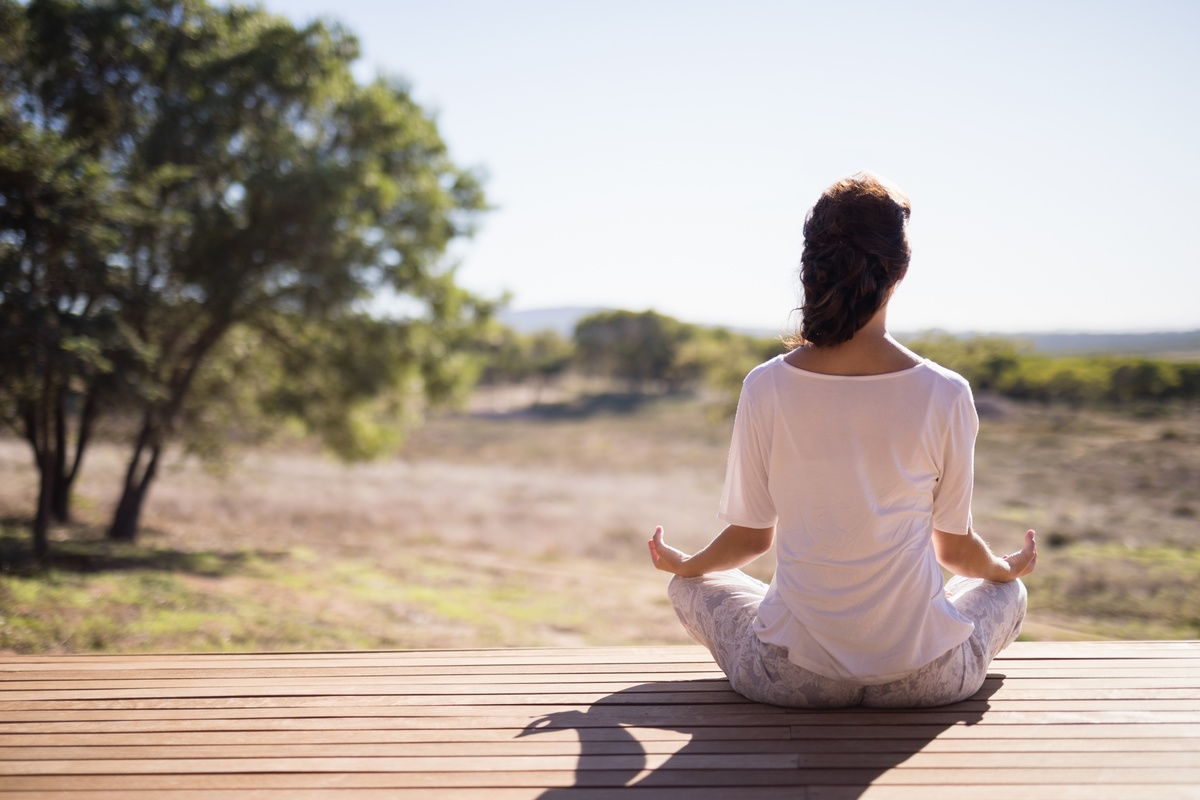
[1,386,1198,653]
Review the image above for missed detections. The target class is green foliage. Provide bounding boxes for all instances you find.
[178,306,492,467]
[571,308,785,401]
[474,310,785,414]
[574,309,785,407]
[0,0,493,544]
[905,333,1200,407]
[574,310,694,390]
[478,327,574,388]
[900,333,1029,392]
[254,310,483,461]
[677,326,787,415]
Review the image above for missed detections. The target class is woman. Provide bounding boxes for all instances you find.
[648,171,1036,708]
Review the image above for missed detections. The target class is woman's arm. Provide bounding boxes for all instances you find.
[933,528,1037,582]
[648,524,774,578]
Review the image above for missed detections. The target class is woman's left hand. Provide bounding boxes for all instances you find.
[648,526,690,575]
[1001,529,1038,578]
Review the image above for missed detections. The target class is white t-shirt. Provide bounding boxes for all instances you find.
[718,354,977,684]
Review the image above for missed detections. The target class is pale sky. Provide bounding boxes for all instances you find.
[263,0,1199,334]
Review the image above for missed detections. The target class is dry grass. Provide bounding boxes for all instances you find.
[1,388,1198,653]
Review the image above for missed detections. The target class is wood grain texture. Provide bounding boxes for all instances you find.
[1,642,1198,798]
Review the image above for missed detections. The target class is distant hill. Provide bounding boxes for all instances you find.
[1014,330,1200,357]
[498,307,788,339]
[905,329,1200,357]
[897,331,1200,357]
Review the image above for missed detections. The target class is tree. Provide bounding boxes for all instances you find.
[0,120,123,560]
[525,330,574,400]
[573,310,700,392]
[0,0,490,547]
[677,327,786,416]
[478,327,573,404]
[0,1,144,557]
[904,332,1028,392]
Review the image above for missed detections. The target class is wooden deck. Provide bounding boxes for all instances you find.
[2,641,1198,799]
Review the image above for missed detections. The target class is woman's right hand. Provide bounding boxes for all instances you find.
[648,526,690,575]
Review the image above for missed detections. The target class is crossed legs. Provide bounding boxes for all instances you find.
[668,569,1026,708]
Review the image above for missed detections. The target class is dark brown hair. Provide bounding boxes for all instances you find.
[792,172,911,347]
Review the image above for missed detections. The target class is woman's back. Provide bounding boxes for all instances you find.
[719,354,978,682]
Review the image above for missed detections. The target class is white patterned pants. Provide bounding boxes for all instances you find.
[668,570,1027,708]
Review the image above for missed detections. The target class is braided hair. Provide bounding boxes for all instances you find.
[794,172,912,347]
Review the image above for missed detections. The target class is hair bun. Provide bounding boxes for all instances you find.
[794,173,911,347]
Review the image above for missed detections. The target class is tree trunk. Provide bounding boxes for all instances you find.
[108,426,161,542]
[32,453,52,565]
[50,390,97,523]
[108,320,226,542]
[50,470,72,522]
[108,482,146,542]
[24,385,55,565]
[51,396,70,522]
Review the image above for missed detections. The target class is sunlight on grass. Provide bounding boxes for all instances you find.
[2,397,1198,653]
[0,523,631,653]
[1030,543,1200,640]
[0,569,233,652]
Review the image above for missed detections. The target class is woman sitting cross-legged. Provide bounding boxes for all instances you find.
[648,171,1037,709]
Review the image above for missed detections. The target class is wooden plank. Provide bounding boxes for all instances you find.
[1,789,1195,800]
[0,663,725,677]
[1,735,1197,753]
[4,705,1199,725]
[974,666,1200,681]
[6,676,1200,698]
[1,787,1196,800]
[2,765,1198,787]
[0,779,823,800]
[0,671,712,686]
[858,767,1200,786]
[4,690,1195,705]
[4,676,1195,695]
[0,649,724,667]
[0,766,808,787]
[0,722,789,740]
[1,639,1193,661]
[3,714,1197,737]
[1,642,1197,798]
[0,654,1182,676]
[828,788,1200,800]
[0,752,803,775]
[12,642,1184,660]
[4,653,1197,672]
[2,701,1199,728]
[6,664,1197,680]
[2,746,1197,770]
[7,676,1200,695]
[789,722,1200,739]
[4,715,1196,739]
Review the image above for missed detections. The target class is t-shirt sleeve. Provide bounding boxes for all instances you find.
[718,376,778,528]
[931,383,978,535]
